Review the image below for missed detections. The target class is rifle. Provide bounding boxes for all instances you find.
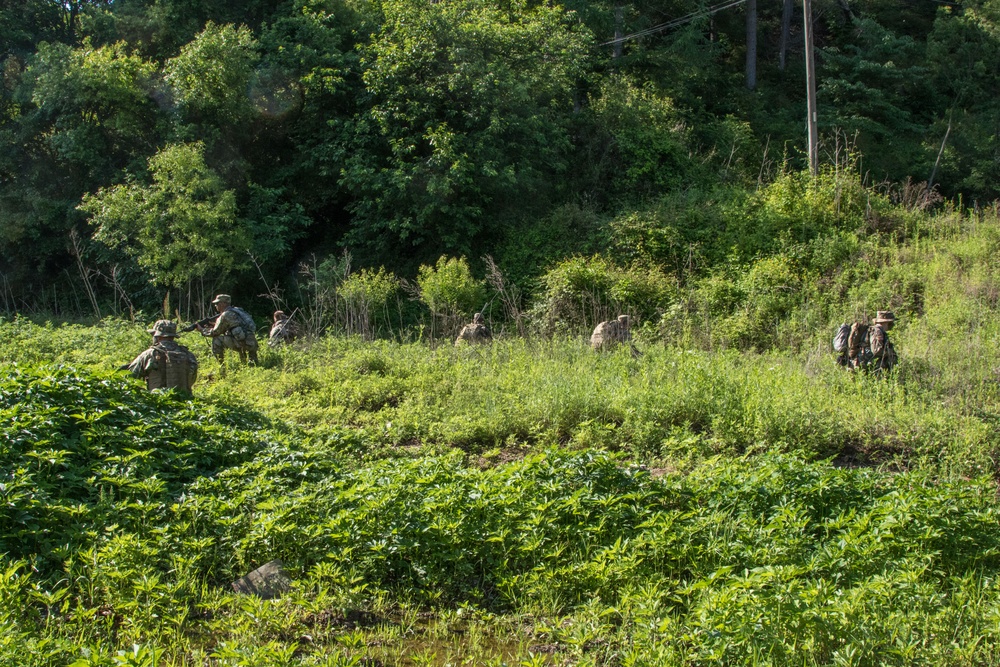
[180,314,219,333]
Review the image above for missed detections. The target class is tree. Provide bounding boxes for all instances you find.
[819,18,936,180]
[254,0,359,218]
[778,0,793,71]
[745,0,757,90]
[81,142,302,288]
[28,39,160,181]
[164,22,259,129]
[588,76,696,201]
[925,1,1000,198]
[339,0,591,263]
[0,38,161,300]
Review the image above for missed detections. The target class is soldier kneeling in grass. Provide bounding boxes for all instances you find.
[591,314,641,357]
[199,294,259,365]
[455,312,492,346]
[125,319,198,394]
[268,310,298,347]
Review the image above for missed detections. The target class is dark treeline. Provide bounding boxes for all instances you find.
[0,0,997,319]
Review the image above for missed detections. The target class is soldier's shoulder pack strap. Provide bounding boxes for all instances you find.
[231,306,256,332]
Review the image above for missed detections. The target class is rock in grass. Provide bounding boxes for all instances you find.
[231,560,291,599]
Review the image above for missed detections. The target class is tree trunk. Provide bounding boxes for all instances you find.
[745,0,757,90]
[613,3,624,60]
[837,0,854,22]
[779,0,793,71]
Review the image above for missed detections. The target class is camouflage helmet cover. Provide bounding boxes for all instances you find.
[148,319,179,338]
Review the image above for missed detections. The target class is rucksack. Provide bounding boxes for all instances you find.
[150,345,193,392]
[230,306,256,334]
[847,322,869,357]
[832,323,851,352]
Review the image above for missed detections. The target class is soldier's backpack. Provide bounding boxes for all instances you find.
[149,345,194,392]
[832,323,851,352]
[229,306,257,342]
[847,322,871,365]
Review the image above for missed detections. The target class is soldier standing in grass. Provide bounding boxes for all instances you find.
[832,311,897,373]
[867,310,898,373]
[455,312,492,346]
[198,294,259,365]
[126,319,198,394]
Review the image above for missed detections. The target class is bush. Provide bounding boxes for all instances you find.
[416,256,485,339]
[496,202,607,286]
[338,266,400,339]
[533,255,678,334]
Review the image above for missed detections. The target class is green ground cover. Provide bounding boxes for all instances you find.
[6,205,1000,665]
[2,331,1000,665]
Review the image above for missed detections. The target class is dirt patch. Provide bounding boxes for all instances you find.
[831,439,909,471]
[474,446,529,469]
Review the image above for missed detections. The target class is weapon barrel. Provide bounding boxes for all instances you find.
[180,314,218,332]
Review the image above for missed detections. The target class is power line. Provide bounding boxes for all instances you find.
[598,0,747,48]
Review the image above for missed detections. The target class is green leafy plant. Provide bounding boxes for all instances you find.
[416,256,485,339]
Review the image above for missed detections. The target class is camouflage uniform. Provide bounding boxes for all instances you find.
[268,311,298,347]
[128,320,198,393]
[204,294,259,364]
[591,314,641,357]
[868,314,897,373]
[455,312,492,346]
[590,315,630,351]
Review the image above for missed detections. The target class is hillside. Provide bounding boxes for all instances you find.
[5,0,1000,662]
[5,199,1000,664]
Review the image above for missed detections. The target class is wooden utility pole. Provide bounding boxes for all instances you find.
[803,0,818,176]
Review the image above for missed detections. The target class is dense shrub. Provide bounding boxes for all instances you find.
[337,266,400,339]
[416,256,486,339]
[533,255,678,333]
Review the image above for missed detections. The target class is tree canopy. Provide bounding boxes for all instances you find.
[0,0,998,311]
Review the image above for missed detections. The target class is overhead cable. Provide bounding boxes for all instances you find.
[598,0,747,48]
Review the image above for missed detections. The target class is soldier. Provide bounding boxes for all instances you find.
[868,310,898,373]
[591,314,641,357]
[590,314,629,351]
[268,310,298,347]
[198,294,259,364]
[455,312,492,346]
[125,319,198,394]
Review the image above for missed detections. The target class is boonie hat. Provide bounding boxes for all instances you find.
[212,294,232,305]
[273,310,287,321]
[874,310,896,323]
[148,319,179,338]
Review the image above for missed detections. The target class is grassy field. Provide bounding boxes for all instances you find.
[6,205,1000,665]
[3,320,1000,666]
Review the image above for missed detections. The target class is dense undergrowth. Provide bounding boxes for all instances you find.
[6,200,1000,664]
[3,365,1000,666]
